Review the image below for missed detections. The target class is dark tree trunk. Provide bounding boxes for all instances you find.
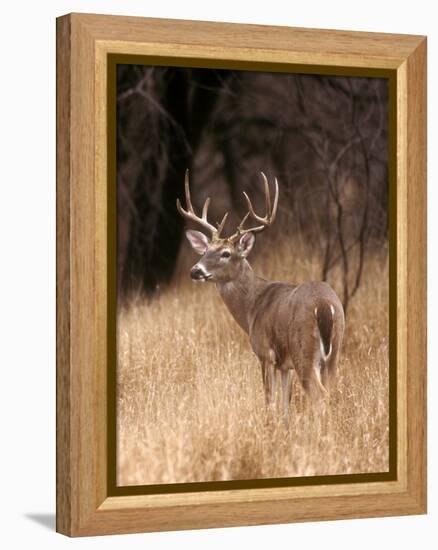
[117,67,229,296]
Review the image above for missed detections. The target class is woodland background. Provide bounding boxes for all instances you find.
[116,66,390,485]
[116,66,389,312]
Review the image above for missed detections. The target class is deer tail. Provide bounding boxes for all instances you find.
[314,302,335,361]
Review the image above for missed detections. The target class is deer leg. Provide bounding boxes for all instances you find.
[261,360,275,406]
[321,345,341,392]
[321,319,343,391]
[280,369,292,418]
[300,359,328,402]
[313,361,329,397]
[321,359,336,392]
[320,359,330,391]
[260,363,269,404]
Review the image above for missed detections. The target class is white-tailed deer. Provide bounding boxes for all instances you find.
[177,170,345,416]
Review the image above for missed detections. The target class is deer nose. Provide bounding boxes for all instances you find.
[190,266,205,280]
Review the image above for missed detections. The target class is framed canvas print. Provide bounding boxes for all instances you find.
[56,13,427,536]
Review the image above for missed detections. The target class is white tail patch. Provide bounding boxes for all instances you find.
[315,303,335,360]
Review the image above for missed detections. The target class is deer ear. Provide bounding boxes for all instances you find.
[237,232,255,257]
[186,230,209,255]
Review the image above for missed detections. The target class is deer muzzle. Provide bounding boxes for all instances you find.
[190,265,212,282]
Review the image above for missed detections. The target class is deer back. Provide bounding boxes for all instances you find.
[248,281,344,367]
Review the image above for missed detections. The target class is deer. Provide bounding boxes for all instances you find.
[177,170,345,417]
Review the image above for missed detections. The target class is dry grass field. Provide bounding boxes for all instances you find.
[117,241,389,486]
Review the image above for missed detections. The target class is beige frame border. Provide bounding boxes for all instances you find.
[56,13,426,536]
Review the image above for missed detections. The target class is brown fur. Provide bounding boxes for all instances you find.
[214,258,345,415]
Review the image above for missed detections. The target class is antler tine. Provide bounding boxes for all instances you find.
[176,169,194,218]
[243,172,279,225]
[237,211,250,232]
[217,211,229,235]
[201,197,211,221]
[229,172,279,241]
[176,197,186,217]
[261,171,271,215]
[242,191,260,222]
[184,169,193,212]
[176,170,221,239]
[272,177,279,222]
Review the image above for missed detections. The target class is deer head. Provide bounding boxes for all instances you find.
[177,170,279,283]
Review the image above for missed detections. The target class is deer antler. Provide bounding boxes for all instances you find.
[228,172,279,242]
[176,169,229,240]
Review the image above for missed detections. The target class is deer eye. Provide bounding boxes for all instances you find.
[221,250,231,259]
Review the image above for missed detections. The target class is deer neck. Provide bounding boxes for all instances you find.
[216,260,262,334]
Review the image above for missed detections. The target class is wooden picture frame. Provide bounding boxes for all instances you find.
[56,13,427,536]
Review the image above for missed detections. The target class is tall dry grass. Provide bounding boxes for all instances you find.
[117,241,389,485]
